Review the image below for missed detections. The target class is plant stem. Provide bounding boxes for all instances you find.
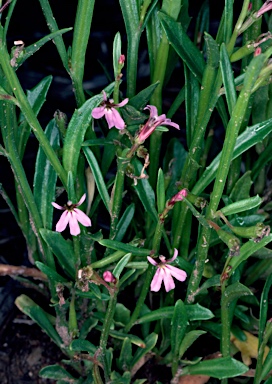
[109,152,130,239]
[124,218,164,332]
[0,32,67,188]
[186,54,266,303]
[99,287,118,381]
[70,0,95,107]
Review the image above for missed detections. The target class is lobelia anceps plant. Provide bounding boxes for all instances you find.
[1,0,272,383]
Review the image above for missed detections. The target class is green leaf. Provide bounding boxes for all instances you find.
[40,229,76,279]
[181,357,248,379]
[15,295,62,347]
[220,43,237,115]
[131,333,158,368]
[14,28,72,70]
[179,330,206,358]
[136,304,214,324]
[113,253,132,279]
[63,83,115,179]
[220,195,262,216]
[83,147,110,212]
[128,82,159,110]
[117,338,133,372]
[99,239,151,257]
[193,117,272,194]
[113,32,122,79]
[115,203,135,242]
[35,261,67,283]
[20,75,53,121]
[229,235,272,273]
[114,303,131,327]
[229,171,252,202]
[159,12,205,82]
[156,168,165,214]
[95,325,145,347]
[69,339,96,354]
[132,158,158,222]
[171,300,187,374]
[39,365,76,380]
[34,119,59,229]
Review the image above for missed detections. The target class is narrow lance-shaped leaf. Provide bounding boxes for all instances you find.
[63,82,115,180]
[34,119,59,229]
[193,117,272,195]
[83,147,110,212]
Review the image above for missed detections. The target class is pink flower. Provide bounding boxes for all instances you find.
[168,189,188,207]
[91,91,128,130]
[103,271,116,283]
[257,0,272,17]
[136,105,180,144]
[51,194,91,236]
[147,249,187,292]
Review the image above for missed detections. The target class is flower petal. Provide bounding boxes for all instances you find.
[144,105,158,118]
[110,108,126,129]
[116,98,129,107]
[52,202,65,210]
[147,256,158,266]
[76,193,86,207]
[55,210,70,232]
[163,269,176,292]
[92,106,106,119]
[166,248,178,263]
[68,212,81,236]
[104,109,116,128]
[74,208,92,227]
[161,119,180,130]
[165,264,187,282]
[150,267,164,292]
[102,90,107,101]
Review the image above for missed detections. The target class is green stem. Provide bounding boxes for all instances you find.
[38,0,69,71]
[0,34,67,188]
[1,101,52,265]
[126,32,141,98]
[99,287,118,381]
[148,32,170,189]
[124,263,154,332]
[186,54,266,303]
[109,152,130,239]
[70,0,95,107]
[125,218,164,332]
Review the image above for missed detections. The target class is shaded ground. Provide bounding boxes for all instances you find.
[0,308,63,384]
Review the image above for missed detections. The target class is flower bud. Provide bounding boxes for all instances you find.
[118,54,125,65]
[167,189,188,208]
[229,222,270,243]
[103,271,116,283]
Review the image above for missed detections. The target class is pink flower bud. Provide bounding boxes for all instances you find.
[103,271,116,283]
[254,47,262,56]
[119,54,125,64]
[168,189,188,207]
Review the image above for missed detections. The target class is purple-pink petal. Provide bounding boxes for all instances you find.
[165,264,187,282]
[76,193,86,207]
[163,269,176,292]
[162,119,180,130]
[68,212,81,236]
[74,208,92,227]
[109,108,126,129]
[55,210,70,232]
[150,268,164,292]
[116,98,129,108]
[166,248,179,263]
[92,106,106,119]
[51,202,65,211]
[102,90,108,101]
[144,105,158,117]
[147,256,158,266]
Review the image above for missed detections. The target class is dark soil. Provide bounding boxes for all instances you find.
[0,308,64,384]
